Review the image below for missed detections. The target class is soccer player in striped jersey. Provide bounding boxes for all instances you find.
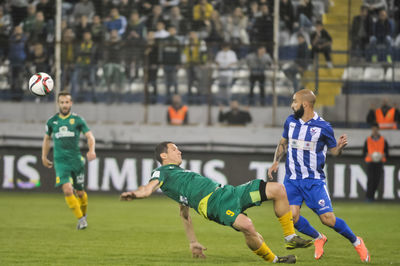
[268,89,370,262]
[121,141,313,264]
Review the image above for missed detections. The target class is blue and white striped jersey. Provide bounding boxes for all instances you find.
[282,112,337,180]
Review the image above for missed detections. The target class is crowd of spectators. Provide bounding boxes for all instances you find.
[0,0,398,103]
[0,0,327,103]
[350,0,400,63]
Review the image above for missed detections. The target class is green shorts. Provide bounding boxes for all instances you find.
[54,156,85,190]
[206,179,264,227]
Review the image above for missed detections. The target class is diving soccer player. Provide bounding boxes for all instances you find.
[42,91,96,230]
[121,141,313,264]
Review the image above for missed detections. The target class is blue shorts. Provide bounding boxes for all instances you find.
[284,178,333,215]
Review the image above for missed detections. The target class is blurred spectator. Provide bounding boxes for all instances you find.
[75,15,91,42]
[124,11,146,82]
[26,11,48,47]
[233,0,251,16]
[245,46,272,106]
[103,29,124,102]
[11,0,28,27]
[144,31,159,103]
[363,123,389,202]
[160,26,181,102]
[218,100,252,125]
[23,4,37,35]
[280,0,295,33]
[116,0,134,19]
[223,7,249,58]
[363,0,387,17]
[167,6,189,38]
[215,43,238,105]
[179,0,194,23]
[283,33,310,91]
[104,8,127,37]
[183,31,208,104]
[72,0,95,22]
[154,21,170,39]
[90,15,105,43]
[369,9,393,63]
[193,0,214,31]
[167,94,189,125]
[350,5,372,60]
[61,28,75,91]
[71,31,98,102]
[0,6,11,61]
[36,0,55,23]
[8,26,28,101]
[252,4,274,55]
[311,21,333,68]
[29,42,50,74]
[205,10,224,55]
[146,4,164,32]
[296,0,314,30]
[366,99,400,129]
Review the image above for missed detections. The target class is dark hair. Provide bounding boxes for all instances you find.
[57,90,71,100]
[154,141,173,164]
[371,122,379,128]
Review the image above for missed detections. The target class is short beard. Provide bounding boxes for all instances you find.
[59,107,71,116]
[293,105,304,119]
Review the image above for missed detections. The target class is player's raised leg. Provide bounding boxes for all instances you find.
[265,182,313,249]
[319,212,370,262]
[233,214,296,264]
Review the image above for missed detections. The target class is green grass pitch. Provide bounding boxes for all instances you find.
[0,192,399,265]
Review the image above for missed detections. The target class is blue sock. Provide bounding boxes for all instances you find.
[332,217,357,243]
[294,216,320,239]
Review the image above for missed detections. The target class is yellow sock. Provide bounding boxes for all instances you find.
[77,192,88,216]
[253,242,276,262]
[278,211,296,237]
[65,195,83,219]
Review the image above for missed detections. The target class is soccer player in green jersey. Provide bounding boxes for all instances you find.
[42,91,96,230]
[121,141,313,264]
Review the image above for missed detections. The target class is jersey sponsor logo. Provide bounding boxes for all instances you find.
[290,138,315,151]
[152,171,160,178]
[53,121,58,125]
[54,126,75,138]
[179,195,188,206]
[69,118,75,125]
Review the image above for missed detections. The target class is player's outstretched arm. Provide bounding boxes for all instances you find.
[85,131,96,161]
[268,137,288,180]
[41,134,53,168]
[180,204,206,259]
[120,180,160,201]
[330,134,348,156]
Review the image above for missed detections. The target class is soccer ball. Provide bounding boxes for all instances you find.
[371,152,382,162]
[28,72,54,96]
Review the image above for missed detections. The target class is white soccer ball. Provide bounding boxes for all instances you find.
[28,72,54,96]
[371,152,383,162]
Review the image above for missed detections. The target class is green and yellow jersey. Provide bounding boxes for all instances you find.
[45,112,90,163]
[150,164,220,214]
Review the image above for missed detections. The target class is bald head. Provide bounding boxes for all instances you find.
[295,89,316,107]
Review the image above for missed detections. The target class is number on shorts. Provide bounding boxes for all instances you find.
[226,210,235,216]
[76,174,84,184]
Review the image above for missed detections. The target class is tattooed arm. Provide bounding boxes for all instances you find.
[267,137,288,180]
